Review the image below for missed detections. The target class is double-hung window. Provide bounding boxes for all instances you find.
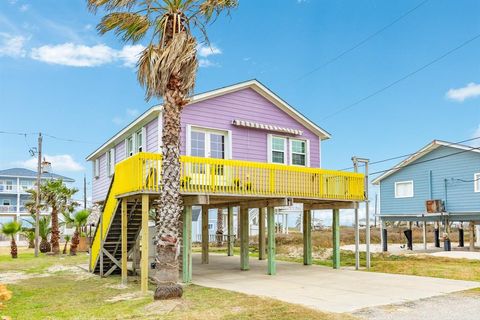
[395,181,414,198]
[126,136,134,157]
[136,129,143,152]
[106,148,115,177]
[290,139,307,166]
[271,136,287,164]
[474,173,480,192]
[94,159,100,178]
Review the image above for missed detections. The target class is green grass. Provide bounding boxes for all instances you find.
[0,247,352,320]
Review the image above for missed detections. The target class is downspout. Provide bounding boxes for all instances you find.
[428,170,433,199]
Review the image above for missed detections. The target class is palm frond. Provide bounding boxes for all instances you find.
[199,0,238,22]
[98,12,150,43]
[87,0,137,12]
[138,31,197,100]
[1,222,22,236]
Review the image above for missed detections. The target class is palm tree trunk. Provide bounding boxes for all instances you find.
[11,236,17,259]
[153,80,187,300]
[70,230,80,256]
[216,208,224,247]
[63,240,69,254]
[50,206,60,254]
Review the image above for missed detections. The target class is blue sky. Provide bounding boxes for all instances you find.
[1,0,479,213]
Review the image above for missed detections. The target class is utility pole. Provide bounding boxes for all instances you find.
[34,133,42,257]
[83,174,87,210]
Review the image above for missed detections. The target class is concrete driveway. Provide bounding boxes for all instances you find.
[191,254,479,313]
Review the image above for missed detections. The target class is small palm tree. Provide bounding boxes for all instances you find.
[88,0,237,300]
[22,227,35,249]
[1,222,22,258]
[63,210,90,256]
[63,235,71,254]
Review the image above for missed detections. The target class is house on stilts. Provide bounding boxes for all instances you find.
[372,140,480,251]
[86,80,365,291]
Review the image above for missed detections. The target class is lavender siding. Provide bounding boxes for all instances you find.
[92,153,108,203]
[146,118,159,152]
[180,88,320,167]
[92,87,322,203]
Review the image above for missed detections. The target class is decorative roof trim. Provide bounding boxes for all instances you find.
[232,119,303,136]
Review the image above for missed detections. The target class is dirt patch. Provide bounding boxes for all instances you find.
[46,265,96,281]
[143,299,188,316]
[105,291,150,303]
[104,283,129,290]
[0,272,50,284]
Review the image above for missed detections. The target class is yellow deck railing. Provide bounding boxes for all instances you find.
[114,152,365,201]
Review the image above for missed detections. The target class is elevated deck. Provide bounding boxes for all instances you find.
[90,152,365,290]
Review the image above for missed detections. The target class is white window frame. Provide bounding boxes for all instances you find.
[289,138,309,167]
[93,159,100,179]
[395,180,414,198]
[136,127,146,153]
[268,135,287,165]
[125,136,134,157]
[107,148,115,177]
[474,173,480,193]
[186,125,232,159]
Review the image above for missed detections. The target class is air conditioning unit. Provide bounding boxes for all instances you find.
[425,200,444,213]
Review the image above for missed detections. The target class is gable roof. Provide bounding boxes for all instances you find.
[86,79,331,161]
[371,140,480,185]
[0,168,75,182]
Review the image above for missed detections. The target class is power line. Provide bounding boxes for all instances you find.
[321,32,480,121]
[340,136,480,171]
[296,0,430,81]
[0,130,96,145]
[369,143,480,177]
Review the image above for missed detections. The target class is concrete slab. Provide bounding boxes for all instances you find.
[191,254,479,313]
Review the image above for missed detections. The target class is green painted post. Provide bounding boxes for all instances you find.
[332,208,340,269]
[182,206,192,283]
[258,208,266,260]
[267,207,276,275]
[303,209,312,265]
[201,205,209,264]
[240,207,249,270]
[227,206,234,256]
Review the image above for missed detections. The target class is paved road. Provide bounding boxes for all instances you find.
[191,254,479,313]
[354,290,480,320]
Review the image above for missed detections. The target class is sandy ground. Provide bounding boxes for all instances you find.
[354,290,480,320]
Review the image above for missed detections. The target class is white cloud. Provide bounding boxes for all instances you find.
[19,4,29,12]
[446,82,480,102]
[18,154,84,172]
[29,42,144,67]
[112,116,123,125]
[126,108,140,117]
[197,43,222,58]
[0,33,27,58]
[197,43,221,68]
[117,44,145,67]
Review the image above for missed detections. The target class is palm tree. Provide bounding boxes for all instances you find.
[88,0,237,299]
[63,234,71,254]
[1,222,22,258]
[38,216,52,253]
[27,180,78,255]
[63,209,90,256]
[22,228,35,249]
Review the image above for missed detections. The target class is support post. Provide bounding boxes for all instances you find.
[353,157,360,270]
[99,210,104,276]
[469,221,475,252]
[121,200,128,285]
[201,205,209,264]
[258,208,266,260]
[267,207,276,275]
[332,208,340,269]
[434,222,440,247]
[141,195,149,294]
[423,220,427,250]
[459,222,464,247]
[240,206,249,271]
[303,209,312,265]
[227,206,234,256]
[182,206,192,283]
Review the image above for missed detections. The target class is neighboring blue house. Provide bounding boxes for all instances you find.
[372,140,480,249]
[0,168,75,228]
